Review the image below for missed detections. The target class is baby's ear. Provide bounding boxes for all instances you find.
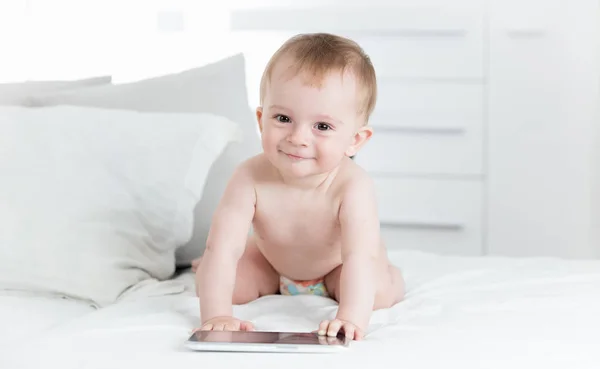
[345,125,373,157]
[256,107,264,133]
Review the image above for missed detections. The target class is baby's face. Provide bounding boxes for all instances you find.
[257,61,368,179]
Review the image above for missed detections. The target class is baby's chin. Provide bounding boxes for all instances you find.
[283,161,347,179]
[278,161,319,177]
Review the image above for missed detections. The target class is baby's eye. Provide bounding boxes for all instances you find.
[275,114,291,123]
[315,122,331,131]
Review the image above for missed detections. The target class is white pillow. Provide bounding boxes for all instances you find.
[27,53,262,266]
[0,106,242,307]
[0,76,112,105]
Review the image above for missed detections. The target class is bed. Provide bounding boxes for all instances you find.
[1,53,599,369]
[2,250,600,369]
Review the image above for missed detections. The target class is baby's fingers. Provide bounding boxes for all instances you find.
[341,323,356,339]
[240,321,255,331]
[199,324,213,331]
[353,327,365,341]
[317,320,330,336]
[341,323,365,341]
[213,323,226,331]
[191,327,203,334]
[326,320,343,337]
[317,319,365,341]
[223,322,239,331]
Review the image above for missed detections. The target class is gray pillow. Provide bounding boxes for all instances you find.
[29,53,262,267]
[0,76,112,105]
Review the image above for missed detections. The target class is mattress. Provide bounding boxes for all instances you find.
[3,250,600,369]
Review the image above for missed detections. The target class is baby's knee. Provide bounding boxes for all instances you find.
[373,289,395,310]
[374,266,405,310]
[232,288,260,305]
[191,257,203,273]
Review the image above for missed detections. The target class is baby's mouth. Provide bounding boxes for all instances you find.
[286,153,305,160]
[279,149,310,161]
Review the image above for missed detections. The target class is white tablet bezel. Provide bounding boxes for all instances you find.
[184,330,350,353]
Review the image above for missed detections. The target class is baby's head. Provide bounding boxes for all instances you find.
[256,33,377,178]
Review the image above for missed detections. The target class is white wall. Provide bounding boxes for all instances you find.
[0,1,241,81]
[0,0,305,108]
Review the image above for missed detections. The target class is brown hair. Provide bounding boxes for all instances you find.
[259,33,377,123]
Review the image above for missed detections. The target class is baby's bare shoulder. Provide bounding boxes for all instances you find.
[232,154,273,181]
[334,158,376,199]
[334,160,379,232]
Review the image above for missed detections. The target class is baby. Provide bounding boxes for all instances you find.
[192,33,405,340]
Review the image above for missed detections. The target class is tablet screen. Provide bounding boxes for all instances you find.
[189,330,348,346]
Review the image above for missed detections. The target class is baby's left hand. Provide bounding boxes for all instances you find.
[317,319,365,341]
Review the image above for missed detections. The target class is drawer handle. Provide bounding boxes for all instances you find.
[345,29,467,38]
[374,126,465,135]
[380,221,464,231]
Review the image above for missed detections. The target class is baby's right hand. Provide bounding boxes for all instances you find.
[195,316,255,332]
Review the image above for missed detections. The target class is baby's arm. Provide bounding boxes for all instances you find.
[196,163,256,324]
[335,176,380,332]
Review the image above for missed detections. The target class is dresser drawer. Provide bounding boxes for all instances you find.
[355,83,484,176]
[232,0,484,79]
[231,0,485,107]
[355,129,483,176]
[373,177,483,256]
[351,29,483,79]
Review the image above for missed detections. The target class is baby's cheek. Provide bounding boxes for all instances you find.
[333,136,352,153]
[318,140,347,161]
[262,131,279,148]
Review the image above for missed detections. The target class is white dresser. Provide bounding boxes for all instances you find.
[486,0,600,259]
[230,0,600,258]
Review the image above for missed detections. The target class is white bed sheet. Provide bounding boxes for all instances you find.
[3,250,600,369]
[0,292,95,348]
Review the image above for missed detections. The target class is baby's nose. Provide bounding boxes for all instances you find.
[287,126,310,146]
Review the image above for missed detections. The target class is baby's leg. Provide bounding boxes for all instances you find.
[195,237,280,305]
[324,259,405,310]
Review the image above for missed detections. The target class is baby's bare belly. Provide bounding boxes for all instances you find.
[253,235,343,281]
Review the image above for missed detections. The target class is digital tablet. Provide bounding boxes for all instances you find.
[184,330,351,353]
